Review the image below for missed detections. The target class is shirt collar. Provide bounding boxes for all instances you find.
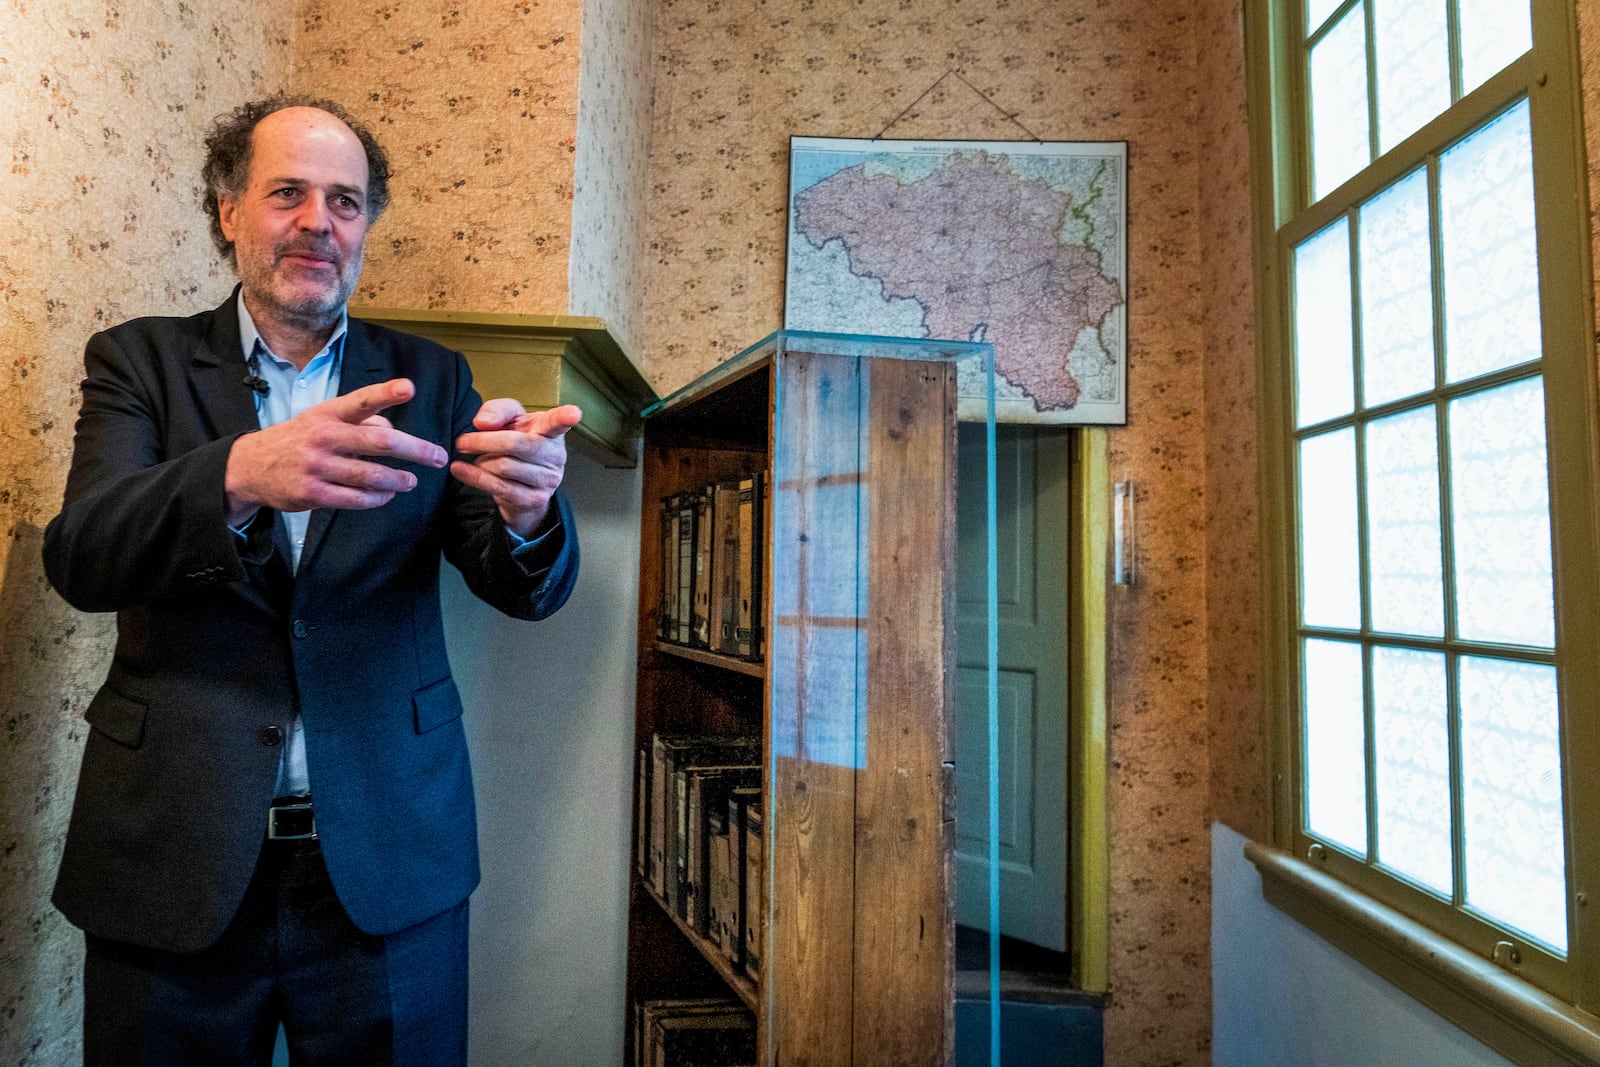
[236,289,349,369]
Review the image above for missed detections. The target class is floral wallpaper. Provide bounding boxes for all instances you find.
[638,0,1216,1061]
[1194,0,1264,842]
[1580,2,1600,351]
[7,0,1600,1063]
[0,1,294,1062]
[569,0,654,357]
[291,0,585,314]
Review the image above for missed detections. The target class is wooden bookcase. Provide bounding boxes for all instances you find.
[628,331,987,1066]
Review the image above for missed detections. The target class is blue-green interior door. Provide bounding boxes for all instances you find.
[953,424,1071,952]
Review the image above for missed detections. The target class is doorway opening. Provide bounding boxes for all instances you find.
[952,424,1110,1009]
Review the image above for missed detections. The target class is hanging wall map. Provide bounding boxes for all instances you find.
[784,137,1128,424]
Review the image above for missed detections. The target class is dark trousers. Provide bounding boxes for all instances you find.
[82,837,468,1066]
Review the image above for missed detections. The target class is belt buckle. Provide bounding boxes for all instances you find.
[267,800,317,841]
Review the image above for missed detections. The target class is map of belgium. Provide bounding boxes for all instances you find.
[785,139,1127,424]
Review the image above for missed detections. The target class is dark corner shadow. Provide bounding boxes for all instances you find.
[0,522,113,1034]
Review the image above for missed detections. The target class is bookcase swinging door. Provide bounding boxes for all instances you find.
[629,331,984,1067]
[765,347,957,1065]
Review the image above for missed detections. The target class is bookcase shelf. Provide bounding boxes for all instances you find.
[627,330,991,1066]
[640,882,760,1012]
[654,641,765,678]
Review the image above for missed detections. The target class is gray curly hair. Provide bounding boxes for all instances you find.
[200,92,392,262]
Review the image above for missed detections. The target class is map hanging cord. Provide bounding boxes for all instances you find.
[874,70,1044,143]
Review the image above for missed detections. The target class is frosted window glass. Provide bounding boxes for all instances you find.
[1372,647,1451,894]
[1299,429,1361,630]
[1359,169,1435,406]
[1304,638,1368,854]
[1310,7,1371,201]
[1458,0,1532,96]
[1449,378,1554,648]
[1440,102,1541,383]
[1306,0,1342,37]
[1294,219,1355,427]
[1366,407,1443,637]
[1372,0,1451,152]
[1460,656,1566,951]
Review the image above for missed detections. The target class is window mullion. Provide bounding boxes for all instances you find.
[1424,144,1469,913]
[1305,0,1364,48]
[1445,0,1464,104]
[1362,0,1380,166]
[1445,652,1466,909]
[1349,204,1378,863]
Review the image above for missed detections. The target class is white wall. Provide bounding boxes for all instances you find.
[1212,822,1511,1067]
[447,447,643,1066]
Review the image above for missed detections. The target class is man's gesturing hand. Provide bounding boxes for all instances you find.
[452,401,582,539]
[224,378,447,526]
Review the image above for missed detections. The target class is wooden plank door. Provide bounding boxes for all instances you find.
[767,349,955,1065]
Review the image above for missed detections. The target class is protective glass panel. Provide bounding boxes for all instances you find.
[1299,429,1361,630]
[1372,0,1450,152]
[1448,377,1554,648]
[1457,0,1532,96]
[1365,406,1443,637]
[1358,168,1435,407]
[1440,101,1541,383]
[1310,6,1372,201]
[1459,655,1566,952]
[1372,646,1451,894]
[1303,638,1368,854]
[1294,218,1356,427]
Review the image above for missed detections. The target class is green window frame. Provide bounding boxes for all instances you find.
[1248,0,1600,1040]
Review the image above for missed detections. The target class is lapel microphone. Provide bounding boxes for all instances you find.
[244,349,270,399]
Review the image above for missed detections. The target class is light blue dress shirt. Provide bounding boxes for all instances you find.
[237,294,346,798]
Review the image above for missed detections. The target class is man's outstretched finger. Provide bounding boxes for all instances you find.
[528,404,583,439]
[326,378,417,426]
[343,423,448,469]
[472,397,527,431]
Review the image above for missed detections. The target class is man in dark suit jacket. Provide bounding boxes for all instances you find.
[43,94,580,1065]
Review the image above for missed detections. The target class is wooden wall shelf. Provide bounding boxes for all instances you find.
[352,306,656,468]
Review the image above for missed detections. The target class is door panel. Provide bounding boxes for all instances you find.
[955,667,1036,867]
[953,425,1070,952]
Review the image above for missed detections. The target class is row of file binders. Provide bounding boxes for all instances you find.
[631,996,754,1067]
[659,474,764,659]
[636,733,765,982]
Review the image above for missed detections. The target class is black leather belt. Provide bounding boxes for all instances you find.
[267,796,317,841]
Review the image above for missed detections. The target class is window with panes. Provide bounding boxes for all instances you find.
[1258,0,1600,999]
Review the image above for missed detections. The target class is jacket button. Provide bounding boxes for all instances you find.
[259,725,284,747]
[291,620,308,639]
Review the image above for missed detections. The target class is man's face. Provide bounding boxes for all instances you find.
[218,107,371,325]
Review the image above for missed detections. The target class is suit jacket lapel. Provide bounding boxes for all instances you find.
[189,288,297,590]
[189,287,260,442]
[298,318,392,571]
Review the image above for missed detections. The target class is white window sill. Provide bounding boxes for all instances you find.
[1246,840,1600,1066]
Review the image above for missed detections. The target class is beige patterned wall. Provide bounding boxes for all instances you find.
[1580,1,1600,352]
[291,0,584,314]
[5,0,1596,1061]
[639,1,1215,1061]
[1194,0,1266,842]
[0,1,294,1061]
[570,0,654,356]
